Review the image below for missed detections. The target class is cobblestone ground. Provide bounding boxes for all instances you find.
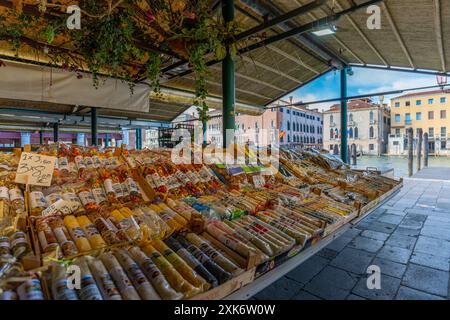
[253,178,450,300]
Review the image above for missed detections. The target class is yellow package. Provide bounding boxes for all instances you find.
[77,215,106,249]
[152,239,208,291]
[141,244,201,299]
[63,215,92,253]
[110,209,142,241]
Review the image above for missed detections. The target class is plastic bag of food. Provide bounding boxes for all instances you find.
[90,214,121,245]
[48,217,79,256]
[141,244,200,299]
[77,215,106,249]
[128,246,182,300]
[113,249,160,300]
[51,263,79,300]
[29,189,48,216]
[100,252,140,300]
[88,258,122,300]
[63,215,92,253]
[110,209,141,242]
[35,219,59,253]
[16,279,45,300]
[73,257,103,300]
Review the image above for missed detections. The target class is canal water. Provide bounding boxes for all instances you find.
[352,156,450,178]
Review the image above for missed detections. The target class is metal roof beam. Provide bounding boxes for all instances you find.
[433,0,446,72]
[240,56,302,84]
[381,2,415,69]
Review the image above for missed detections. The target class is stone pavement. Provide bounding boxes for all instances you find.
[252,178,450,300]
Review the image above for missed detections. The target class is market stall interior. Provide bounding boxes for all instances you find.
[0,0,449,300]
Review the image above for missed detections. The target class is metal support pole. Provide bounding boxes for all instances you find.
[408,128,413,177]
[39,130,44,145]
[222,0,236,148]
[91,107,98,146]
[53,123,59,142]
[105,133,109,147]
[340,67,348,163]
[136,128,142,150]
[423,133,429,167]
[202,120,207,146]
[417,128,422,171]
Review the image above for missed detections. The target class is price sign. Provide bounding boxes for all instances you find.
[15,152,56,186]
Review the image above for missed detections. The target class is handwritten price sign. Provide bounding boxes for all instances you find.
[15,152,56,186]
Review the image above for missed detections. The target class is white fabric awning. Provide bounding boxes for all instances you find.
[0,60,150,112]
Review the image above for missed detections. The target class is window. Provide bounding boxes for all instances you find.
[369,126,374,138]
[429,128,434,137]
[416,112,422,120]
[255,122,258,129]
[280,108,284,113]
[394,102,400,108]
[441,141,447,150]
[330,115,334,124]
[428,98,434,105]
[441,127,447,137]
[349,128,354,139]
[428,111,434,120]
[405,101,411,106]
[242,124,244,130]
[441,110,447,119]
[287,121,290,131]
[271,120,274,128]
[349,113,354,122]
[287,109,290,114]
[330,129,334,139]
[287,135,290,143]
[370,111,374,122]
[395,128,401,136]
[405,113,411,124]
[416,100,422,106]
[271,107,275,112]
[441,97,446,103]
[354,127,359,139]
[395,114,401,122]
[369,144,374,151]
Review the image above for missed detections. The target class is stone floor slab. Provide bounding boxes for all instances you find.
[420,226,450,241]
[253,277,303,300]
[377,214,404,225]
[371,257,407,279]
[385,234,417,250]
[330,248,375,275]
[286,255,329,285]
[351,275,401,300]
[348,236,384,253]
[360,230,390,241]
[401,264,449,297]
[291,290,322,300]
[410,252,450,272]
[377,245,412,264]
[414,236,450,258]
[395,286,446,300]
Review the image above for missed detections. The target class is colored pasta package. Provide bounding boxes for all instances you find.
[77,215,106,249]
[113,249,160,300]
[91,215,121,245]
[29,190,48,216]
[166,237,218,288]
[176,235,232,284]
[225,220,273,257]
[88,258,122,300]
[152,239,208,291]
[63,215,92,253]
[141,244,201,299]
[73,257,103,300]
[137,206,172,238]
[185,233,244,277]
[51,263,79,300]
[35,219,60,253]
[9,186,25,216]
[128,246,182,300]
[48,217,79,256]
[110,209,142,242]
[16,279,45,300]
[100,252,140,300]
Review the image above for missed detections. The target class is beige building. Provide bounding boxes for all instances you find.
[389,90,450,155]
[323,98,390,156]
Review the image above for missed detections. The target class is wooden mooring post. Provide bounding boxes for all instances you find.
[408,128,413,177]
[423,132,429,167]
[351,144,357,166]
[417,128,422,171]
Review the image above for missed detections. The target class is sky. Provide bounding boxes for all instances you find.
[288,67,440,112]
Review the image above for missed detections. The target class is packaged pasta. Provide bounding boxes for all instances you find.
[141,244,201,299]
[128,246,182,300]
[8,186,25,217]
[88,258,122,300]
[152,239,208,291]
[136,206,172,239]
[51,263,79,300]
[63,215,92,253]
[91,215,121,245]
[176,235,232,284]
[35,219,59,253]
[166,237,218,288]
[16,279,44,300]
[77,215,106,249]
[9,231,31,258]
[225,220,273,256]
[113,249,160,300]
[100,252,140,300]
[29,190,48,216]
[110,209,141,242]
[185,233,244,276]
[48,217,79,256]
[73,257,103,300]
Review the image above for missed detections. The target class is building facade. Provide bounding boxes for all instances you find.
[389,90,450,155]
[204,100,323,147]
[323,98,390,156]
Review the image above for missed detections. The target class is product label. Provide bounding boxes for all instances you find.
[75,156,86,170]
[54,279,78,300]
[92,188,107,204]
[97,272,121,299]
[78,191,95,206]
[9,188,24,202]
[84,157,94,169]
[62,193,82,211]
[79,275,102,300]
[104,179,114,194]
[141,258,161,279]
[53,227,70,244]
[112,183,124,198]
[83,223,101,238]
[17,279,44,300]
[110,266,134,293]
[0,186,9,200]
[69,227,87,241]
[125,178,139,194]
[30,191,47,209]
[58,157,69,171]
[45,192,63,205]
[92,156,102,168]
[42,199,74,216]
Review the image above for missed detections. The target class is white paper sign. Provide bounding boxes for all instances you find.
[42,199,76,217]
[15,152,56,187]
[252,175,266,188]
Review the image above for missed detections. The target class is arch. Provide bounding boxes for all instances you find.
[370,111,374,122]
[330,129,334,139]
[354,127,359,138]
[287,121,291,131]
[369,126,374,138]
[349,127,354,139]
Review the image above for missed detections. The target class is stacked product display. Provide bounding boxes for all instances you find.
[0,144,402,300]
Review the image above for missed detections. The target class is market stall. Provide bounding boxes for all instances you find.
[0,143,401,300]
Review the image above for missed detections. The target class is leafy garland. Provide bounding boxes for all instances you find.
[0,0,242,123]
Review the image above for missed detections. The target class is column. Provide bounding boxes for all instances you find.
[340,67,348,163]
[105,133,109,147]
[53,123,59,142]
[222,0,236,148]
[91,107,98,146]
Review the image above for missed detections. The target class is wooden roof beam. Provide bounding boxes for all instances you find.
[433,0,446,72]
[381,2,415,69]
[240,56,303,84]
[333,0,389,66]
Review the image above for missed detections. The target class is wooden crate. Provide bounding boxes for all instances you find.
[190,267,255,300]
[357,180,403,219]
